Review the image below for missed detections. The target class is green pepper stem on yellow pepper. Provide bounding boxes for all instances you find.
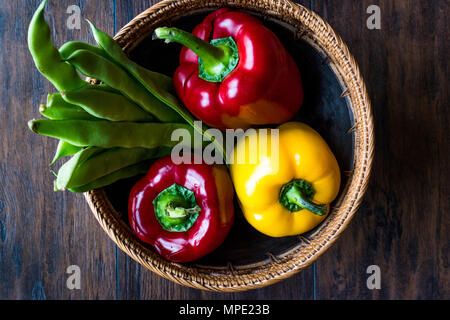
[279,179,328,216]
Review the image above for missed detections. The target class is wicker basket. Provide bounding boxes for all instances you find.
[85,0,374,291]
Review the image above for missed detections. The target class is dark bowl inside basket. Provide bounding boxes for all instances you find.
[103,11,354,267]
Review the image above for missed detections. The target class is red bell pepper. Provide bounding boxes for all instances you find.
[154,8,303,130]
[128,155,234,262]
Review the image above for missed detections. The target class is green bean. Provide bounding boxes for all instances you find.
[67,160,152,193]
[59,42,132,90]
[45,88,152,122]
[40,93,99,121]
[59,41,111,61]
[55,147,103,191]
[61,86,154,122]
[66,49,183,123]
[88,21,176,92]
[87,21,193,121]
[50,140,83,165]
[60,42,126,94]
[55,147,166,190]
[28,0,85,91]
[67,147,171,192]
[28,119,194,149]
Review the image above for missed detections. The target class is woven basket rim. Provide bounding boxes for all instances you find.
[84,0,374,292]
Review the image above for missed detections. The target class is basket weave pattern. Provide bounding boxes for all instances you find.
[84,0,374,291]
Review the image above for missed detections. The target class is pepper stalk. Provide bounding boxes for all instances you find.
[153,27,239,83]
[153,183,201,232]
[279,179,328,216]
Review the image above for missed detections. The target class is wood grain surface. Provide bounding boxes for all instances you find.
[0,0,448,300]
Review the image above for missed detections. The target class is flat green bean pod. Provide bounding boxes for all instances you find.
[67,160,153,193]
[56,147,166,190]
[59,42,129,95]
[55,147,103,191]
[28,119,195,149]
[88,21,181,106]
[40,93,99,121]
[28,0,86,91]
[59,41,111,61]
[51,140,83,165]
[61,86,154,122]
[66,49,183,123]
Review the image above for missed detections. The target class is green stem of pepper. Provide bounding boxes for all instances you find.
[279,179,328,216]
[153,183,201,232]
[153,27,239,83]
[165,204,201,218]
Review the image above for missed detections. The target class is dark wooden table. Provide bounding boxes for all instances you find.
[0,0,448,300]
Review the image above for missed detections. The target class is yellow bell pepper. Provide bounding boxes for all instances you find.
[230,122,341,237]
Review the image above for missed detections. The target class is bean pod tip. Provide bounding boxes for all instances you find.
[28,119,38,133]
